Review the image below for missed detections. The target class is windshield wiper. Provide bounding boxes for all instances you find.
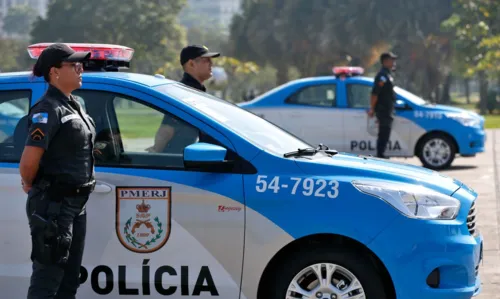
[284,144,338,158]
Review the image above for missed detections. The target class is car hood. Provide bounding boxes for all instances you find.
[422,104,482,118]
[294,152,463,196]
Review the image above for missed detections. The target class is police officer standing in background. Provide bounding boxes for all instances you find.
[148,45,220,153]
[19,43,96,299]
[368,52,397,158]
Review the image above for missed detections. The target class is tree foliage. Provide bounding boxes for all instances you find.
[2,4,38,37]
[441,0,500,76]
[441,0,500,113]
[30,0,188,74]
[0,39,31,72]
[229,0,454,90]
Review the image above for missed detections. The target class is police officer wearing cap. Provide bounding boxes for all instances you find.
[368,52,397,158]
[19,43,96,299]
[148,45,220,153]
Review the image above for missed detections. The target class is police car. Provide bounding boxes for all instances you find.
[0,44,483,298]
[238,67,486,170]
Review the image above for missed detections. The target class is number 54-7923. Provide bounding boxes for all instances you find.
[255,175,339,198]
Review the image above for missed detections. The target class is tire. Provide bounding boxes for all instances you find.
[266,247,389,299]
[417,133,456,170]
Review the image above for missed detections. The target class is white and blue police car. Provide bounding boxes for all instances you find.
[238,66,486,170]
[0,44,483,298]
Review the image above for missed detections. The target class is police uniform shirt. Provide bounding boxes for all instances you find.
[158,72,205,153]
[26,84,96,185]
[180,72,206,92]
[371,67,396,116]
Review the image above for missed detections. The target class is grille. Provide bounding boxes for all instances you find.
[467,201,477,236]
[475,264,479,277]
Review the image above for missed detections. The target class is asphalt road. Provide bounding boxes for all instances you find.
[392,129,499,298]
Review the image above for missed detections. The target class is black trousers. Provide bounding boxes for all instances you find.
[376,114,393,158]
[25,186,89,299]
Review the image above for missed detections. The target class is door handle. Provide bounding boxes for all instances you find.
[94,183,112,193]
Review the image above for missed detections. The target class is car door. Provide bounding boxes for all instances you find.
[343,82,411,156]
[73,86,246,298]
[277,83,343,150]
[0,83,245,298]
[0,86,43,296]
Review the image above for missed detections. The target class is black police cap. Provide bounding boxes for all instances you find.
[33,43,91,77]
[380,52,397,63]
[180,45,220,66]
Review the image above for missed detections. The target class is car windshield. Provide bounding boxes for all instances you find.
[394,87,428,105]
[155,84,313,156]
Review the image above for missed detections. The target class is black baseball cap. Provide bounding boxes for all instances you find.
[180,45,220,65]
[380,52,397,63]
[33,43,91,77]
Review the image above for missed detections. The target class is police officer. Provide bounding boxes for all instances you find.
[368,52,397,158]
[147,45,220,153]
[19,43,96,299]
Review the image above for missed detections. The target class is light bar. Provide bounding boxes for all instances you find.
[333,66,364,76]
[27,43,134,62]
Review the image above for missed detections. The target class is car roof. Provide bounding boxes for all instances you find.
[240,75,374,107]
[0,70,178,88]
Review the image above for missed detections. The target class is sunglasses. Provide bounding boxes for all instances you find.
[62,62,84,72]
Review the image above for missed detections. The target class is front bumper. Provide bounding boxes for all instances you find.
[367,191,483,299]
[456,127,486,156]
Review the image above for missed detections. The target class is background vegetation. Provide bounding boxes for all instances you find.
[0,0,498,123]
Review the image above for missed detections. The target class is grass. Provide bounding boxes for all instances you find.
[484,115,500,129]
[115,108,163,139]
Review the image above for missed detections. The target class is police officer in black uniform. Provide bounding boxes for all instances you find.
[369,52,397,158]
[148,45,220,153]
[19,43,96,299]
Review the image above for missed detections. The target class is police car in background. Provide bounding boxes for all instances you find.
[0,44,483,298]
[238,67,486,170]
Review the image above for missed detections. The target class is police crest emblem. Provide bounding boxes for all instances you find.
[116,187,172,253]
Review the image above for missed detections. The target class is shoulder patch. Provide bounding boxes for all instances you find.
[32,112,48,124]
[30,128,45,141]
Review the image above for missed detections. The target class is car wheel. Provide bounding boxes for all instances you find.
[267,247,389,299]
[417,133,456,170]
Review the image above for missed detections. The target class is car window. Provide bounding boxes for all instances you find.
[155,83,313,156]
[112,96,200,155]
[0,90,32,162]
[73,89,206,169]
[347,84,372,108]
[286,84,336,107]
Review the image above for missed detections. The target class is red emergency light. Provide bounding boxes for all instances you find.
[27,43,135,71]
[332,66,364,77]
[27,43,134,61]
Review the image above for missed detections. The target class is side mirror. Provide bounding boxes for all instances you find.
[183,142,231,170]
[395,99,410,110]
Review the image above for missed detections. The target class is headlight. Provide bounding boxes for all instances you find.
[352,180,460,220]
[445,112,480,128]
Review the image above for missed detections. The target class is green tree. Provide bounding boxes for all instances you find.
[228,0,292,84]
[441,0,500,114]
[229,0,454,91]
[2,4,38,37]
[0,39,31,72]
[30,0,188,74]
